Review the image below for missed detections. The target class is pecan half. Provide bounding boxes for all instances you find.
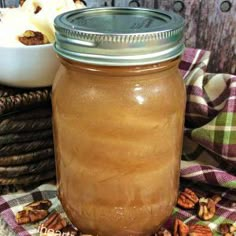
[16,209,48,224]
[197,195,221,221]
[15,199,52,225]
[189,224,212,236]
[198,197,215,220]
[34,6,42,14]
[173,219,189,236]
[219,223,236,234]
[155,227,172,236]
[39,212,67,232]
[24,200,52,211]
[177,188,199,209]
[18,30,49,46]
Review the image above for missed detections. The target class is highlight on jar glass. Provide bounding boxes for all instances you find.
[52,7,186,236]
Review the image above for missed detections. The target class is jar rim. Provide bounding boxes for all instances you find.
[54,7,185,66]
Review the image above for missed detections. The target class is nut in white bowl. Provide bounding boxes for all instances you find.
[0,43,59,88]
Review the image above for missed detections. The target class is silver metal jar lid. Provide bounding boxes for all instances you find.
[54,7,185,66]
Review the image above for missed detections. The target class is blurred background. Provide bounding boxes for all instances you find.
[1,0,236,75]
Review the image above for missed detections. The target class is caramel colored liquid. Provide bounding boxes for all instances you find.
[52,59,186,236]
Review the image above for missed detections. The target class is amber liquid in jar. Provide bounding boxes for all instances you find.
[52,57,185,236]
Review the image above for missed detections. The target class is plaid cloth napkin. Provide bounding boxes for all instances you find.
[0,48,235,236]
[180,48,236,189]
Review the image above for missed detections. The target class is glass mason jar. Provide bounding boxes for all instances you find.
[53,7,185,236]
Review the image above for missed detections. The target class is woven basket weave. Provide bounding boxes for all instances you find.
[0,86,55,192]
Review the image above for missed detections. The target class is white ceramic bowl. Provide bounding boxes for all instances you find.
[0,43,60,88]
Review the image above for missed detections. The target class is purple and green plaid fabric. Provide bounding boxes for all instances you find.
[0,48,235,235]
[0,181,235,235]
[180,48,236,189]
